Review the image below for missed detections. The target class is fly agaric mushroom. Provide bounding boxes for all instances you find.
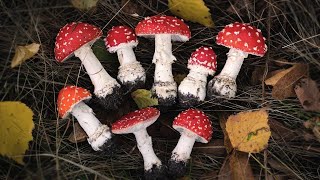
[178,46,217,107]
[54,22,122,109]
[207,22,267,98]
[57,85,113,151]
[135,15,191,106]
[112,107,166,179]
[168,108,213,177]
[105,26,146,90]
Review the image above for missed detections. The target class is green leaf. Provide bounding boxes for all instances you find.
[131,89,158,109]
[92,39,118,63]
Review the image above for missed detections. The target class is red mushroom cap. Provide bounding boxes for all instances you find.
[216,22,267,57]
[54,22,102,62]
[105,26,138,53]
[57,85,92,119]
[112,107,160,134]
[135,15,191,42]
[188,46,217,75]
[173,109,213,143]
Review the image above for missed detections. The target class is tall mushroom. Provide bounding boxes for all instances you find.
[178,46,217,107]
[105,26,146,91]
[57,85,113,151]
[112,107,166,179]
[54,22,122,109]
[168,108,213,177]
[207,22,267,98]
[135,15,191,106]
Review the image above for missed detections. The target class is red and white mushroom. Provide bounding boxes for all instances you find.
[57,85,113,151]
[178,46,217,106]
[135,15,191,106]
[55,22,122,109]
[207,22,267,98]
[105,26,146,90]
[112,107,166,179]
[168,109,213,177]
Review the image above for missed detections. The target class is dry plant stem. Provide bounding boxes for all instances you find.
[71,101,112,151]
[171,133,196,163]
[208,48,248,98]
[74,43,120,98]
[152,34,177,104]
[116,47,145,85]
[133,129,162,171]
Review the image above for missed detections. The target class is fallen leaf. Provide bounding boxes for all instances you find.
[218,156,231,180]
[174,73,187,85]
[269,119,299,141]
[121,0,143,16]
[226,109,271,153]
[265,68,291,86]
[294,78,320,112]
[265,64,308,100]
[229,151,254,180]
[219,113,233,153]
[168,0,214,28]
[92,39,118,63]
[131,89,158,109]
[70,0,99,11]
[11,43,40,68]
[304,117,320,142]
[0,101,34,164]
[68,122,88,143]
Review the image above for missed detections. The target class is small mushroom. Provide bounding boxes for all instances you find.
[54,22,123,109]
[168,109,213,177]
[135,15,191,106]
[112,107,166,179]
[105,26,146,91]
[178,46,217,107]
[57,85,113,151]
[207,22,267,98]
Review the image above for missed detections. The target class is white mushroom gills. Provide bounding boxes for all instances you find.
[74,43,120,97]
[218,48,248,79]
[133,129,162,171]
[71,101,112,151]
[171,132,196,163]
[152,34,177,99]
[116,47,145,84]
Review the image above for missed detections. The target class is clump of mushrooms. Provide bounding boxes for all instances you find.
[207,22,267,98]
[57,85,114,151]
[54,22,123,109]
[105,26,146,91]
[135,15,191,106]
[178,46,217,107]
[168,108,213,177]
[112,107,166,179]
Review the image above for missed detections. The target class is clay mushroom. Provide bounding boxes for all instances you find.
[105,26,146,90]
[168,109,213,177]
[178,46,217,107]
[135,15,191,106]
[112,107,166,179]
[54,22,122,109]
[57,85,113,151]
[207,22,267,98]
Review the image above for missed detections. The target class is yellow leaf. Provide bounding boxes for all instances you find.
[0,101,34,164]
[131,89,158,109]
[226,109,270,153]
[11,43,40,68]
[265,68,291,86]
[71,0,99,11]
[168,0,214,28]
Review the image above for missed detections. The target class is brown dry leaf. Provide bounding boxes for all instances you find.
[304,117,320,142]
[251,67,285,85]
[294,78,320,112]
[121,0,143,17]
[229,151,254,180]
[218,156,232,180]
[265,64,308,100]
[70,0,99,11]
[11,43,40,68]
[265,68,291,86]
[219,113,233,153]
[226,109,271,153]
[68,123,87,143]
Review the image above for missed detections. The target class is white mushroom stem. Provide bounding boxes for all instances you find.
[171,133,196,163]
[218,48,248,79]
[116,47,137,65]
[74,43,120,97]
[153,34,176,64]
[71,101,112,151]
[178,69,208,100]
[133,129,162,171]
[154,62,174,82]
